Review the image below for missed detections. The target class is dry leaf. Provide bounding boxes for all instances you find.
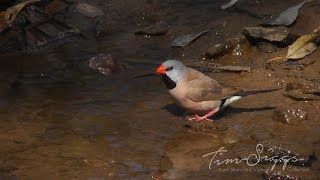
[268,28,320,63]
[287,33,318,57]
[287,42,317,59]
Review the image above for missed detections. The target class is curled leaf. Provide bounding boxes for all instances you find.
[287,42,317,59]
[287,33,318,57]
[267,30,319,63]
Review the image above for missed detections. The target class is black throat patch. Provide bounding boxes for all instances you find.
[161,74,176,90]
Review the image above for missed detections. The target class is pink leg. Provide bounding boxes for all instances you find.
[188,108,218,122]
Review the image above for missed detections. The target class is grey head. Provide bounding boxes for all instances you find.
[161,60,187,83]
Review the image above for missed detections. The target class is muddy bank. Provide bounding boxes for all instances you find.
[0,0,319,179]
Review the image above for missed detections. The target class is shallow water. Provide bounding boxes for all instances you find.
[0,0,319,179]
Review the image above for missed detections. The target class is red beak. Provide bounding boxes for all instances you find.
[156,64,166,75]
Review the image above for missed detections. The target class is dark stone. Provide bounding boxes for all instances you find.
[243,26,289,42]
[285,82,304,91]
[205,35,247,59]
[283,92,319,101]
[205,43,230,58]
[88,54,127,76]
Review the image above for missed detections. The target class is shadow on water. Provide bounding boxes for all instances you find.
[163,103,275,120]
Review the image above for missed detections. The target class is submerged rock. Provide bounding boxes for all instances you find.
[205,35,246,59]
[184,120,216,133]
[272,106,307,124]
[88,54,126,76]
[285,82,304,92]
[286,81,320,95]
[256,42,279,53]
[184,119,228,133]
[76,2,104,18]
[205,43,231,58]
[283,92,319,101]
[283,81,320,100]
[243,26,290,42]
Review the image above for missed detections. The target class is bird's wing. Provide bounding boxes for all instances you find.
[186,78,242,102]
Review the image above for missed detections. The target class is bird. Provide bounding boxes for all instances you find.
[156,60,279,122]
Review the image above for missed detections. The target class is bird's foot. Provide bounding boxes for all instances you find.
[187,108,218,122]
[188,115,213,122]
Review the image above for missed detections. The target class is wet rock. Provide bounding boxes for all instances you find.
[205,35,246,59]
[256,42,279,53]
[283,91,319,101]
[286,81,320,95]
[285,82,304,92]
[205,43,231,58]
[134,21,169,36]
[0,0,85,51]
[88,54,127,76]
[46,0,68,15]
[56,3,103,38]
[184,120,216,133]
[286,81,320,96]
[184,119,228,133]
[76,2,104,18]
[243,27,290,42]
[272,106,307,124]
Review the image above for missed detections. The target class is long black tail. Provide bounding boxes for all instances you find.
[238,88,281,97]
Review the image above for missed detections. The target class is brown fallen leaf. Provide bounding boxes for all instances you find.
[287,34,318,57]
[0,0,40,32]
[268,27,320,63]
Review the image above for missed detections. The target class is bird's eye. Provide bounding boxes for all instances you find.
[166,66,173,71]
